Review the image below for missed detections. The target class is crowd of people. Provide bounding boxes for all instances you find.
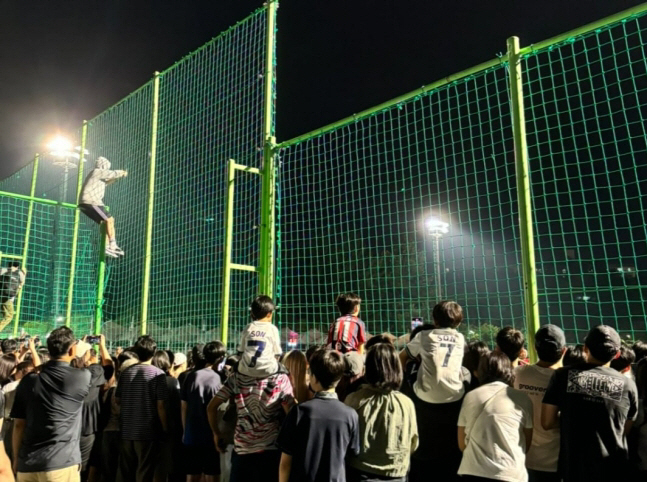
[0,292,644,482]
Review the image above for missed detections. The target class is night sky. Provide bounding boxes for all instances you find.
[1,0,644,179]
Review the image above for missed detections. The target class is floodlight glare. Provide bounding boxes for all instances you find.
[425,217,449,236]
[47,135,73,156]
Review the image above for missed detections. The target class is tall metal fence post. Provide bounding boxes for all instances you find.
[221,159,237,346]
[65,122,88,326]
[259,0,278,298]
[507,36,541,362]
[95,223,107,335]
[13,155,40,336]
[141,72,161,336]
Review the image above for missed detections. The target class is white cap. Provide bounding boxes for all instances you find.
[173,352,187,367]
[76,341,92,358]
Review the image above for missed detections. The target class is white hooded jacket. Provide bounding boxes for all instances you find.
[79,157,127,206]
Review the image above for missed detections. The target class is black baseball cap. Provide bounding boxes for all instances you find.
[585,325,621,363]
[535,325,566,351]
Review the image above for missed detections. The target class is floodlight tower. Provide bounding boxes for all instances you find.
[425,217,449,302]
[46,136,87,324]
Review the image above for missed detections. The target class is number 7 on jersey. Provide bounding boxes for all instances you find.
[440,342,455,368]
[247,340,266,368]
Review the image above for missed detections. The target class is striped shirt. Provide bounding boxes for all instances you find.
[116,363,168,441]
[327,315,367,353]
[215,370,294,454]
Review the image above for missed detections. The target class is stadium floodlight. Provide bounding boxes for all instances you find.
[47,135,83,168]
[425,216,449,301]
[46,135,72,154]
[425,217,449,237]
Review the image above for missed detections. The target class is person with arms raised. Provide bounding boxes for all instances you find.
[11,327,92,482]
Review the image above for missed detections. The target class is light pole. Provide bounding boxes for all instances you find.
[425,217,449,302]
[46,136,87,324]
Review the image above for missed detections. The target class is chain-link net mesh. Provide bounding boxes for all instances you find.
[277,64,522,348]
[2,4,646,351]
[0,161,101,338]
[90,6,270,351]
[524,10,647,344]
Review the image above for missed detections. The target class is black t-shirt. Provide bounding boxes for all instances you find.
[277,392,359,482]
[82,364,111,436]
[11,360,91,472]
[166,375,183,438]
[543,363,638,481]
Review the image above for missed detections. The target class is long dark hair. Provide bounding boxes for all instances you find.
[0,354,17,385]
[477,352,515,386]
[152,350,171,375]
[365,343,402,392]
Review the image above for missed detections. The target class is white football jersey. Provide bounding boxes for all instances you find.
[406,327,466,403]
[237,321,282,377]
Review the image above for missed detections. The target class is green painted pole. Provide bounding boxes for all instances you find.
[259,0,278,298]
[507,36,541,363]
[13,155,39,337]
[141,72,161,336]
[220,159,236,346]
[65,122,88,326]
[0,190,77,209]
[95,223,107,335]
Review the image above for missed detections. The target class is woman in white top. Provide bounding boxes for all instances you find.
[457,352,534,482]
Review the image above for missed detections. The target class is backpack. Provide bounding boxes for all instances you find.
[0,270,21,299]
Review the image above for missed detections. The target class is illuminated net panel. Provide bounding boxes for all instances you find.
[84,83,154,344]
[524,11,647,343]
[150,7,269,351]
[76,7,272,350]
[277,64,522,347]
[0,164,97,337]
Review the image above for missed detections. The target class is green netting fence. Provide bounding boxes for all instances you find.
[524,13,647,344]
[275,5,647,348]
[0,159,102,338]
[276,64,522,348]
[0,4,273,350]
[1,2,646,352]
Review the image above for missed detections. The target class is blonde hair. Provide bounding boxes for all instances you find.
[283,350,309,403]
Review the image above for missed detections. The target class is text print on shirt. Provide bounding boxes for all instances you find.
[566,370,624,401]
[247,340,266,368]
[438,334,457,368]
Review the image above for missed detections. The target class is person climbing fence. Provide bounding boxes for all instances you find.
[78,157,128,258]
[0,261,26,332]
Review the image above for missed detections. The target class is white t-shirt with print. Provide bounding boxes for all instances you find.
[458,381,534,482]
[514,364,560,472]
[237,321,282,378]
[406,328,466,403]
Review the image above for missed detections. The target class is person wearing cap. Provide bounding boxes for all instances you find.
[335,352,365,402]
[542,325,639,481]
[10,326,92,482]
[171,352,188,379]
[514,325,566,482]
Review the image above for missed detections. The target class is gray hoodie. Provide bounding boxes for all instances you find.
[80,157,127,206]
